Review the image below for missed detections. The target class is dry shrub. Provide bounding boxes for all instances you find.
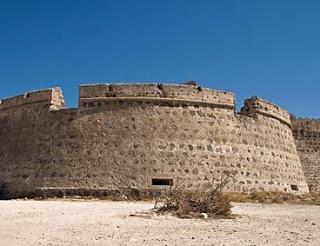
[155,172,235,219]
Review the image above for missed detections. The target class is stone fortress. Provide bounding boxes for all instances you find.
[0,82,317,198]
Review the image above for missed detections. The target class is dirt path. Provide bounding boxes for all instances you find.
[0,200,319,245]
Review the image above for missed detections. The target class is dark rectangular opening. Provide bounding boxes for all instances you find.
[152,178,173,186]
[290,184,299,191]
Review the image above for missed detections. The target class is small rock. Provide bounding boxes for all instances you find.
[200,213,208,219]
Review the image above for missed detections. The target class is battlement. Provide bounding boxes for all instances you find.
[0,84,292,125]
[79,83,236,109]
[0,87,65,112]
[240,97,291,126]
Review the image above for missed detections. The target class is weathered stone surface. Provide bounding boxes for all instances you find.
[0,83,309,198]
[292,118,320,192]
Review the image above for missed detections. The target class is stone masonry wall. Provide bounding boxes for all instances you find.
[240,97,291,126]
[0,88,65,112]
[0,83,309,198]
[79,83,235,108]
[292,118,320,192]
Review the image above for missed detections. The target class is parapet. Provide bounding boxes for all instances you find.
[0,87,65,112]
[0,83,293,127]
[79,83,235,109]
[240,97,291,126]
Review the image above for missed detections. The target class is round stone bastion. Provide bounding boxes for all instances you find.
[0,82,309,198]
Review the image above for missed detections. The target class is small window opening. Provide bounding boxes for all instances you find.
[290,185,299,191]
[152,178,173,186]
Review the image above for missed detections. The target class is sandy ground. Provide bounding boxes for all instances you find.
[0,200,319,246]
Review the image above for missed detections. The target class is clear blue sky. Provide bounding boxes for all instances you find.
[0,0,319,118]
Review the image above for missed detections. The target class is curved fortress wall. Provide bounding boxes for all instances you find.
[292,118,320,192]
[0,83,309,198]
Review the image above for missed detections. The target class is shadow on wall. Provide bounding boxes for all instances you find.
[0,181,8,199]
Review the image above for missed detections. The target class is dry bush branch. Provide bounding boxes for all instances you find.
[154,171,235,219]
